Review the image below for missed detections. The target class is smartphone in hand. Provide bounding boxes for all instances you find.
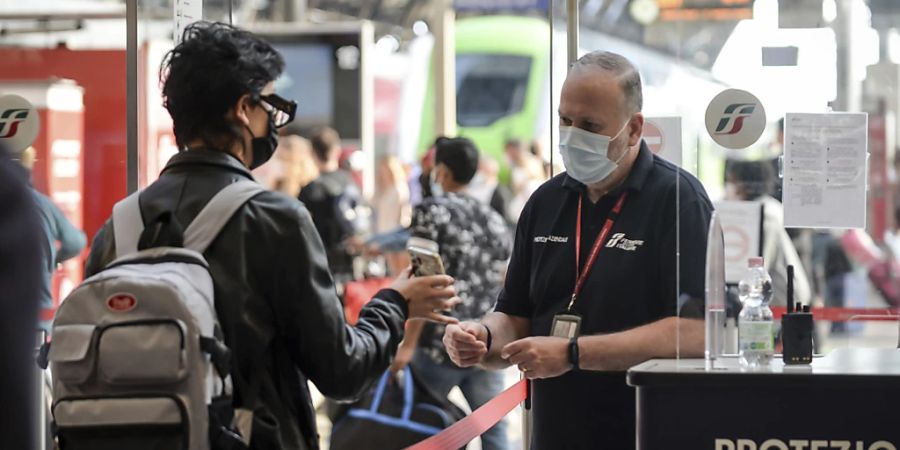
[407,237,445,277]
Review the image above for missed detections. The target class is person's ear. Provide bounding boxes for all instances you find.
[232,93,254,128]
[628,113,644,147]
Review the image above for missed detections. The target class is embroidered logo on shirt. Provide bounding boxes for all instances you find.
[534,235,569,243]
[606,233,644,251]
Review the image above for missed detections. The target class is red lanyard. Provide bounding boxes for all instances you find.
[568,191,629,311]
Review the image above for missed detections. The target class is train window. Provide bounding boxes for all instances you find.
[456,54,532,127]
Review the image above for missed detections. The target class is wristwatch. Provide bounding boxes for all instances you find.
[568,337,580,370]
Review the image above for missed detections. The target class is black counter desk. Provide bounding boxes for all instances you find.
[627,348,900,450]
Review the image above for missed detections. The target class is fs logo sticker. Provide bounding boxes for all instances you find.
[0,109,30,138]
[714,103,757,135]
[705,89,766,150]
[0,95,40,153]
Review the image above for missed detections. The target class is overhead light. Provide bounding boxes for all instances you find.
[336,45,360,70]
[629,0,659,26]
[376,34,400,53]
[822,0,837,23]
[412,20,429,37]
[889,29,900,64]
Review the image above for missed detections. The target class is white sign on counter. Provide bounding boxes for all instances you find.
[783,113,868,229]
[715,200,763,284]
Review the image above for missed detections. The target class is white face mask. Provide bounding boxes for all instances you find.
[429,169,443,197]
[724,182,739,201]
[559,121,630,185]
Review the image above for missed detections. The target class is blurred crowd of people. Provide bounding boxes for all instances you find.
[252,126,557,283]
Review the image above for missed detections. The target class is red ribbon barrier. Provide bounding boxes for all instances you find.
[405,379,528,450]
[771,306,899,322]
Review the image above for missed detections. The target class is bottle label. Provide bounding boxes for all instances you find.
[739,321,774,352]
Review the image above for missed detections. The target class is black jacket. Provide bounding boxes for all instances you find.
[85,150,408,450]
[0,154,43,450]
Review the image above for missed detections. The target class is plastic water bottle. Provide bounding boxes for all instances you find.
[738,257,774,367]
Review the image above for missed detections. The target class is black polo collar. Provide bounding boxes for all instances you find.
[161,149,254,180]
[562,140,654,195]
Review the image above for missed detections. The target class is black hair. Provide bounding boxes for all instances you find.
[726,159,775,200]
[160,22,284,150]
[435,137,479,185]
[434,136,451,148]
[310,126,341,162]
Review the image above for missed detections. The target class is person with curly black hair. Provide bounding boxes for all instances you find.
[85,22,459,450]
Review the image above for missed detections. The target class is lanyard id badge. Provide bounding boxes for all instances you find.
[551,310,582,338]
[552,191,628,339]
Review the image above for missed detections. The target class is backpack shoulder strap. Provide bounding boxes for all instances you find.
[183,180,266,254]
[112,191,144,259]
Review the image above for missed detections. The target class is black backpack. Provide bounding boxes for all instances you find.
[301,172,369,247]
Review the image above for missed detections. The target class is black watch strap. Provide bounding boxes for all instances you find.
[568,337,580,370]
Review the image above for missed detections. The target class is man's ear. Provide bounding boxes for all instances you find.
[231,93,254,128]
[628,113,645,147]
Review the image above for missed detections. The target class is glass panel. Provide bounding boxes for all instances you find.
[649,0,899,366]
[0,0,127,324]
[526,0,899,365]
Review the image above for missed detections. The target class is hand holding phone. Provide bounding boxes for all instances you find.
[408,237,445,277]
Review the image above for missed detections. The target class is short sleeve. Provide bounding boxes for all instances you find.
[658,182,713,319]
[409,200,442,243]
[494,196,534,318]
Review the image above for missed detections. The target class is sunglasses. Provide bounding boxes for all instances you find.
[259,93,298,128]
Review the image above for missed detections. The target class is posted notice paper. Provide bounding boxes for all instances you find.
[174,0,203,43]
[783,113,868,229]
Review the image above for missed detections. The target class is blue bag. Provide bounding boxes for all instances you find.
[329,366,467,450]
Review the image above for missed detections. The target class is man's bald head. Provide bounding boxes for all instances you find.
[571,51,643,115]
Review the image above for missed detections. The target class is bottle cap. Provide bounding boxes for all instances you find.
[748,257,764,268]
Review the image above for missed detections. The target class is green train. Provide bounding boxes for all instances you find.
[418,16,553,169]
[413,15,728,183]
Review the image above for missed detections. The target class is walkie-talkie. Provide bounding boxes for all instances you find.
[782,265,813,365]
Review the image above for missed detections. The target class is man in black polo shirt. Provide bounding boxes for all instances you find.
[443,51,712,449]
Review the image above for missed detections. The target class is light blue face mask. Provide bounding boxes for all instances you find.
[559,121,630,186]
[430,169,444,197]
